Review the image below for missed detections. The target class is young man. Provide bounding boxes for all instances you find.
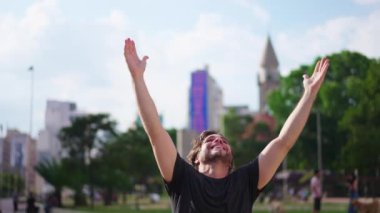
[124,38,330,212]
[311,169,322,213]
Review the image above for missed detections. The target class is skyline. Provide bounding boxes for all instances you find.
[1,0,380,137]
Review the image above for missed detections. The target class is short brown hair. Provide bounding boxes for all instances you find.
[187,130,234,172]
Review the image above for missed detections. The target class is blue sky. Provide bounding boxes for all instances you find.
[1,0,379,137]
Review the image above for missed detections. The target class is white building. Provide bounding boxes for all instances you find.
[207,74,224,131]
[36,100,86,194]
[176,129,198,159]
[38,100,84,160]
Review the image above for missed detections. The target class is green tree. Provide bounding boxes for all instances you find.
[339,59,380,175]
[222,108,252,142]
[91,125,176,206]
[222,108,267,168]
[35,159,66,206]
[92,138,132,206]
[0,173,24,197]
[267,51,377,172]
[121,126,159,182]
[58,113,117,206]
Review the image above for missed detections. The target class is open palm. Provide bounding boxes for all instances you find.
[303,58,329,95]
[124,38,149,78]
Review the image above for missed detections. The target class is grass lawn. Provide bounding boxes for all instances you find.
[72,199,348,213]
[75,207,346,213]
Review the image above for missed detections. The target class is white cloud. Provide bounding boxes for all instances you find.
[235,0,270,23]
[276,10,380,74]
[0,0,59,63]
[353,0,380,5]
[97,10,128,32]
[131,13,264,128]
[2,0,379,138]
[0,0,61,135]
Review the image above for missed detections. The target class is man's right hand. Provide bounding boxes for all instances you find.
[124,38,149,79]
[123,38,177,182]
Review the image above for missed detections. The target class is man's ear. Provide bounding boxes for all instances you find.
[194,153,201,166]
[194,158,199,165]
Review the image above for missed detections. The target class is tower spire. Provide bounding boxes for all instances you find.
[258,35,280,112]
[260,36,279,70]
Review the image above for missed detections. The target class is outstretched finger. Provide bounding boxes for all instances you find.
[317,59,329,80]
[128,39,134,54]
[142,56,149,63]
[124,38,132,54]
[313,61,321,76]
[321,60,329,73]
[318,58,325,72]
[131,40,136,51]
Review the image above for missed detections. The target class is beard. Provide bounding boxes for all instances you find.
[201,149,233,166]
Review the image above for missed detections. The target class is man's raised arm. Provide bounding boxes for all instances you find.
[124,38,177,182]
[257,58,330,189]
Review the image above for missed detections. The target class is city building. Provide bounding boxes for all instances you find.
[180,36,281,161]
[176,129,198,158]
[219,36,280,143]
[189,66,224,133]
[36,100,86,194]
[244,35,281,141]
[38,100,84,160]
[258,36,281,113]
[1,129,37,192]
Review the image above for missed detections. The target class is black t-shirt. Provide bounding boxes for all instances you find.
[164,154,262,213]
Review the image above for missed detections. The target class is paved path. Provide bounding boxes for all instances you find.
[0,197,27,213]
[52,208,86,213]
[0,198,12,213]
[1,198,85,213]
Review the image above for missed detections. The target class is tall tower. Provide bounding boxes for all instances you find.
[38,100,81,160]
[189,66,223,133]
[258,36,280,112]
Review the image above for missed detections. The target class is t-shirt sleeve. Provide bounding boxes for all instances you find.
[249,157,262,195]
[163,153,187,195]
[239,157,262,198]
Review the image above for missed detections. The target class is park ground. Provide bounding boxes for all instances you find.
[74,197,351,213]
[0,196,365,213]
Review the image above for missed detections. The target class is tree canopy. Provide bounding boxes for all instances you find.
[267,51,380,175]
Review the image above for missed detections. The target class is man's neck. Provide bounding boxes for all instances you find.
[198,162,229,179]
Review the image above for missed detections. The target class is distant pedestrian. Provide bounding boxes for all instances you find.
[12,191,19,212]
[26,192,39,213]
[347,173,358,213]
[44,194,52,213]
[310,169,322,213]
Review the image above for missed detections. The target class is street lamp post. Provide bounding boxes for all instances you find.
[316,107,323,194]
[28,66,34,146]
[26,66,34,194]
[317,108,322,172]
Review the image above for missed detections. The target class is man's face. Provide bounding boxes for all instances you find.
[196,134,232,166]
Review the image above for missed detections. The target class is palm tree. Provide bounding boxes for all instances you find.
[35,159,65,207]
[58,113,117,207]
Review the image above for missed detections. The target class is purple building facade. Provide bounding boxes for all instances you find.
[190,70,208,133]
